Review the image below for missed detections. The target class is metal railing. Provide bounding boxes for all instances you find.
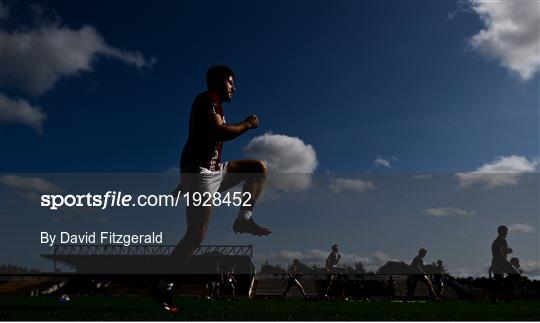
[195,245,253,257]
[48,244,253,258]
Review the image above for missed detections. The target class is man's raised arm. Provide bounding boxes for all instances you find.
[211,114,259,141]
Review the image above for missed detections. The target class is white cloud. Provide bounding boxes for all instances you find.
[467,0,540,81]
[423,206,475,217]
[521,260,540,275]
[413,173,432,180]
[244,133,317,191]
[0,175,60,193]
[509,223,535,235]
[455,155,538,188]
[0,25,155,96]
[374,156,391,168]
[372,251,392,264]
[0,94,46,133]
[254,249,394,272]
[329,177,375,193]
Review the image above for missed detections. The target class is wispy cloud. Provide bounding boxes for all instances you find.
[521,260,540,276]
[0,25,155,96]
[509,223,535,235]
[374,156,392,168]
[0,1,155,134]
[413,173,432,180]
[423,206,476,217]
[0,94,46,133]
[0,175,60,193]
[455,155,538,188]
[329,177,375,193]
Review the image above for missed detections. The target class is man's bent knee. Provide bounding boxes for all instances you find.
[257,160,268,176]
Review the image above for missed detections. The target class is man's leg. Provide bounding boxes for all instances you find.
[157,205,211,312]
[281,281,293,300]
[219,160,271,236]
[406,276,418,301]
[324,274,334,298]
[170,205,212,266]
[420,275,438,300]
[435,283,443,299]
[294,279,307,299]
[338,275,347,300]
[491,273,503,303]
[229,282,236,299]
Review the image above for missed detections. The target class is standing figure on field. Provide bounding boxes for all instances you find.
[281,259,308,300]
[405,248,438,302]
[490,225,521,303]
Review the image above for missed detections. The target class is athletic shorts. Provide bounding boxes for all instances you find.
[180,162,228,195]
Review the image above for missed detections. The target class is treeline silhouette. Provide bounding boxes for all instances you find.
[258,259,449,275]
[0,264,41,274]
[258,260,368,275]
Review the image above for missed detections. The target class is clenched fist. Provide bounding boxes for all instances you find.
[245,114,259,129]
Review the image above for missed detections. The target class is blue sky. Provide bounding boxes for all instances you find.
[0,0,538,277]
[0,0,537,172]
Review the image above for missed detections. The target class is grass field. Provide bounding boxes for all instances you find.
[1,296,540,320]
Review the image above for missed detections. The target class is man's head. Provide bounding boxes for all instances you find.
[497,225,508,238]
[206,65,235,102]
[293,259,300,265]
[418,248,427,257]
[437,260,443,267]
[332,244,339,253]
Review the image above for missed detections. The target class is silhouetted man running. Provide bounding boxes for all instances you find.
[490,225,520,303]
[324,244,346,300]
[405,248,438,301]
[160,66,271,312]
[171,65,271,264]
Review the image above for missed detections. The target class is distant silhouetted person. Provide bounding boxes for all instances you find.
[387,276,396,301]
[490,225,521,303]
[281,259,307,300]
[432,260,446,299]
[405,248,438,301]
[324,244,347,300]
[157,279,177,313]
[225,264,238,299]
[207,261,224,300]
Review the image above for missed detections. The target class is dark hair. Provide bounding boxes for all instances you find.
[497,225,508,234]
[206,65,234,91]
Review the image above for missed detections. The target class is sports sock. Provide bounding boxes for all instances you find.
[236,210,252,220]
